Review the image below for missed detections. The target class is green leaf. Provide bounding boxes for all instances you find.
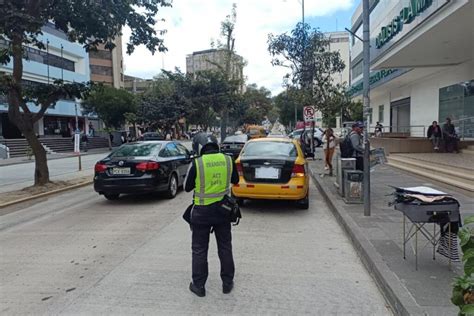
[465,258,474,276]
[464,216,474,226]
[461,304,474,315]
[452,287,465,306]
[464,248,474,263]
[460,228,472,247]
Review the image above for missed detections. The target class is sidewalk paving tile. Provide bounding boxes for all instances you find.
[308,159,472,315]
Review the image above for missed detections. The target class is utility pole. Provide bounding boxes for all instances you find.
[362,0,371,216]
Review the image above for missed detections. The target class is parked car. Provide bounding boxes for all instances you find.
[142,132,164,141]
[94,141,193,200]
[232,138,309,209]
[220,134,249,159]
[246,125,267,139]
[289,128,324,147]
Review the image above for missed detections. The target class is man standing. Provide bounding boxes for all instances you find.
[184,140,239,297]
[442,117,459,153]
[350,122,364,171]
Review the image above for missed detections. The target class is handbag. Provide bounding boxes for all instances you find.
[218,195,242,225]
[183,204,193,224]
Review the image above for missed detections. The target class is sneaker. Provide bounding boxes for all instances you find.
[324,166,329,170]
[223,281,234,294]
[189,282,205,297]
[434,146,439,150]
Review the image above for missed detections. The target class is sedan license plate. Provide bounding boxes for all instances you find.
[112,167,131,175]
[255,167,280,179]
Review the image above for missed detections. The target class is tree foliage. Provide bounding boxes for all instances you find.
[268,22,345,110]
[238,84,273,125]
[82,85,137,130]
[273,87,305,127]
[0,0,171,185]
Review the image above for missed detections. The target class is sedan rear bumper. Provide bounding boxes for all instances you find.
[94,176,168,194]
[232,177,308,200]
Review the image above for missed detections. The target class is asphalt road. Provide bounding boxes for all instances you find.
[0,185,391,315]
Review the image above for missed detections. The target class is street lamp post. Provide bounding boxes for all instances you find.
[362,0,371,216]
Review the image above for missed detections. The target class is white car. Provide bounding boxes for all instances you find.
[289,128,324,147]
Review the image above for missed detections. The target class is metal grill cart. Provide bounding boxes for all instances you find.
[391,186,461,270]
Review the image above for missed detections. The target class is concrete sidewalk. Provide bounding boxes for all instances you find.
[308,159,473,315]
[0,148,111,167]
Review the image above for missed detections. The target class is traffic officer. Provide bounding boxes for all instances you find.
[184,140,239,297]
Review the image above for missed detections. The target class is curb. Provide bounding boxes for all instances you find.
[308,167,423,316]
[0,180,93,209]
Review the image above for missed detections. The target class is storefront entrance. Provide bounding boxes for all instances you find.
[390,97,411,133]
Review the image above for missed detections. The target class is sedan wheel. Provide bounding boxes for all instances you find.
[104,193,120,200]
[297,192,309,209]
[166,174,178,199]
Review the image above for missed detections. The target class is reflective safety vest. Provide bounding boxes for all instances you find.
[194,153,232,206]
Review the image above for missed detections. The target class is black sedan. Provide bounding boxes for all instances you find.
[220,134,249,159]
[94,141,193,200]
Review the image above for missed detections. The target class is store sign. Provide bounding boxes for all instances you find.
[348,69,398,96]
[375,0,433,49]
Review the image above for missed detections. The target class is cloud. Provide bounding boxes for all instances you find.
[123,0,354,95]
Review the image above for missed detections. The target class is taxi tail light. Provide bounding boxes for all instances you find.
[236,162,243,176]
[291,164,305,178]
[95,163,108,173]
[136,161,160,171]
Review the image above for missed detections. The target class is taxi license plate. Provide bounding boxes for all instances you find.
[112,167,131,175]
[255,167,279,179]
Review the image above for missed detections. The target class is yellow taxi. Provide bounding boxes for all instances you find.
[246,125,267,139]
[232,138,309,209]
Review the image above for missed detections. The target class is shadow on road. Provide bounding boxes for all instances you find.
[240,199,308,215]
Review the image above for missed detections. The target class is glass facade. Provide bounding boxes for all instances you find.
[439,80,474,138]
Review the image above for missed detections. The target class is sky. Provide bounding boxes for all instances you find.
[122,0,358,96]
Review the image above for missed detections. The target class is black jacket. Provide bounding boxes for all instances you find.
[184,154,239,225]
[427,125,442,138]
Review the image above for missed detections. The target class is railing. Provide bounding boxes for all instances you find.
[369,125,426,138]
[451,116,474,140]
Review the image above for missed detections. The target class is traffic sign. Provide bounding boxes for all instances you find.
[303,106,316,122]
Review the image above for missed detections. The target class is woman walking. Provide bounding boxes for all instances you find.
[322,128,337,176]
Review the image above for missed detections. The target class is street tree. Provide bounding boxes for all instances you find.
[239,84,273,125]
[268,22,345,110]
[273,87,306,127]
[137,72,191,133]
[0,0,171,185]
[82,85,137,149]
[319,85,363,127]
[211,3,245,141]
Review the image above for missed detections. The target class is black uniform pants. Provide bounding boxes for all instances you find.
[191,222,234,287]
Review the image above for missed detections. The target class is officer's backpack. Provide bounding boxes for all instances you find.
[340,133,354,158]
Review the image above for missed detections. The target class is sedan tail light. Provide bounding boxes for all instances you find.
[94,163,108,173]
[136,161,160,171]
[291,164,305,178]
[236,162,243,176]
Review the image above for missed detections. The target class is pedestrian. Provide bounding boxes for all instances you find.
[442,117,459,153]
[350,122,364,171]
[81,133,88,152]
[322,128,337,176]
[88,122,94,137]
[184,139,239,297]
[375,122,383,137]
[427,121,442,151]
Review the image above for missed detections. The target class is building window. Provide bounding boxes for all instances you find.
[0,39,75,72]
[351,59,363,79]
[378,105,384,122]
[89,49,112,60]
[439,80,474,138]
[90,65,113,76]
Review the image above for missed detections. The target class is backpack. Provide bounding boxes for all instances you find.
[340,133,354,158]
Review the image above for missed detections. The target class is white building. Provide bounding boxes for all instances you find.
[324,31,350,86]
[349,0,474,137]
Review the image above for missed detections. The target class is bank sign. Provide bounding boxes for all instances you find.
[376,0,433,49]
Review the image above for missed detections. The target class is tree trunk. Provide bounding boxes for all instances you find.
[25,127,49,185]
[7,34,51,185]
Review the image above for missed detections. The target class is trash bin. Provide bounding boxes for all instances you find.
[343,170,363,204]
[335,156,356,196]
